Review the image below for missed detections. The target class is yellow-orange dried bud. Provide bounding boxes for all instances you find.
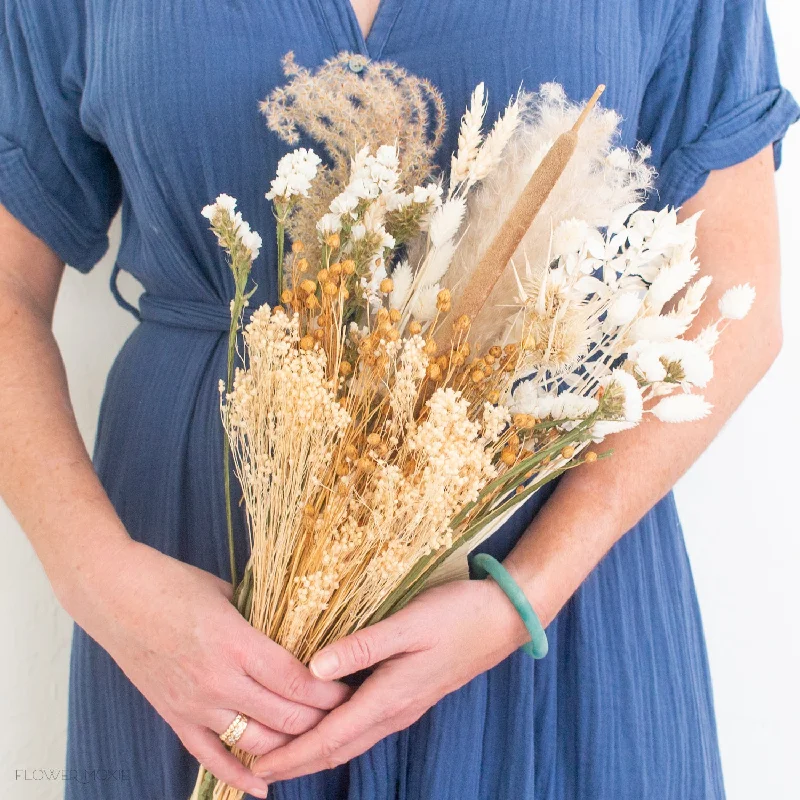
[341,259,356,275]
[317,268,330,282]
[358,338,373,354]
[424,339,438,356]
[436,355,449,371]
[409,321,423,335]
[305,294,320,309]
[329,262,342,276]
[356,456,375,473]
[484,354,495,366]
[561,446,576,460]
[471,369,485,383]
[323,281,338,296]
[513,414,534,429]
[291,241,305,254]
[335,462,349,477]
[500,449,517,466]
[458,341,471,357]
[313,328,325,341]
[341,288,350,300]
[487,390,500,404]
[366,432,381,447]
[380,278,394,294]
[337,479,350,496]
[300,279,317,294]
[488,346,502,358]
[281,289,294,304]
[451,352,465,367]
[296,257,309,272]
[338,361,353,377]
[427,363,442,381]
[378,443,390,457]
[344,444,358,460]
[507,433,520,450]
[387,327,400,342]
[389,308,401,323]
[436,288,452,312]
[584,451,598,463]
[453,314,471,333]
[303,503,317,517]
[376,308,390,323]
[299,335,315,350]
[325,232,340,249]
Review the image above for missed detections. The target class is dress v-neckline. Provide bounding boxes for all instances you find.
[317,0,404,60]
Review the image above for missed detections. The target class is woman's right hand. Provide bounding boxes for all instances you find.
[58,536,350,798]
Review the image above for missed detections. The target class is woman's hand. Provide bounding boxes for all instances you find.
[60,537,351,798]
[251,578,530,782]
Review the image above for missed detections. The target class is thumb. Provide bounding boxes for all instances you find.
[309,617,411,680]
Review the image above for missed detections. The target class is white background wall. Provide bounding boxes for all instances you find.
[2,2,799,797]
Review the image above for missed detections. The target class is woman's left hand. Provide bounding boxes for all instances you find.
[252,578,531,782]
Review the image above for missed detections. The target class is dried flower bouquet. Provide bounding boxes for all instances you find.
[190,53,754,800]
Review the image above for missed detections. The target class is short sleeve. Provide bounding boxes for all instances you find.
[0,0,121,272]
[639,0,800,208]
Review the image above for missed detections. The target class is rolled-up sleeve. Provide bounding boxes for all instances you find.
[0,0,121,272]
[639,0,800,208]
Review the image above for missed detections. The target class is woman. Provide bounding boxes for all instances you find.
[0,0,796,798]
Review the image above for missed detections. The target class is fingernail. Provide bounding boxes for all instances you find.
[310,649,340,678]
[249,787,268,799]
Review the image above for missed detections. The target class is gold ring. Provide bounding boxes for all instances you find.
[219,712,249,747]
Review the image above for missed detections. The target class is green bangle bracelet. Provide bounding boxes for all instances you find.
[470,553,549,659]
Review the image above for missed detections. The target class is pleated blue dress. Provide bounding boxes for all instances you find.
[1,1,798,798]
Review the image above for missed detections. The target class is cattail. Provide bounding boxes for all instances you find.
[447,85,605,328]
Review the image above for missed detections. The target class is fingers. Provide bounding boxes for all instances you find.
[309,615,418,680]
[229,675,328,736]
[209,709,291,756]
[178,725,269,799]
[237,629,351,709]
[252,670,417,781]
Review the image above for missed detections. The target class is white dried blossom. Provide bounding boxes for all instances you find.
[651,393,712,423]
[592,369,643,439]
[718,283,756,320]
[266,147,322,201]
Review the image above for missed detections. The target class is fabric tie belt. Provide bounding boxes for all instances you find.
[138,293,240,332]
[111,264,250,333]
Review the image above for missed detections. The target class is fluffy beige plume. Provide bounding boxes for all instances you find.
[444,84,654,343]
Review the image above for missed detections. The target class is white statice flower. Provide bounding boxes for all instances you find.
[316,213,342,236]
[238,225,263,261]
[266,148,322,201]
[351,223,367,241]
[329,190,360,217]
[651,393,712,423]
[718,283,756,320]
[592,369,643,439]
[413,183,443,206]
[201,194,261,261]
[201,193,237,220]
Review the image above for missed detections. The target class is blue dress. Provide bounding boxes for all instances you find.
[1,1,797,798]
